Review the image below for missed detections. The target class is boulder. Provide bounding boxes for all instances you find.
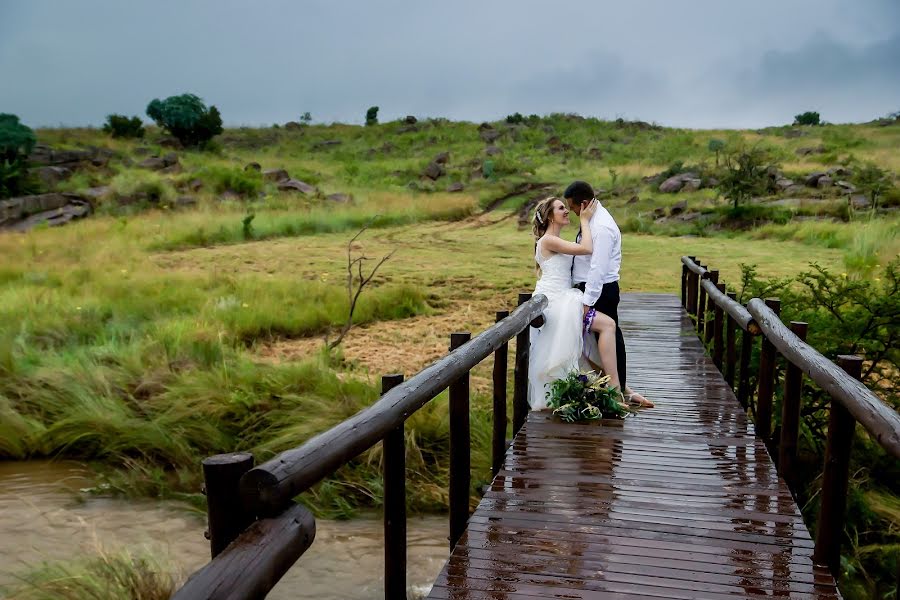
[447,182,465,193]
[160,163,182,175]
[795,145,826,156]
[404,115,418,125]
[1,193,88,227]
[33,166,72,187]
[816,176,833,188]
[827,166,853,178]
[263,168,290,182]
[681,178,702,193]
[669,200,687,216]
[81,186,111,200]
[326,193,353,203]
[477,122,494,131]
[187,178,204,192]
[284,121,303,130]
[850,195,870,209]
[423,162,445,180]
[485,145,502,156]
[244,162,262,172]
[138,153,179,171]
[659,175,686,193]
[277,179,318,195]
[28,145,108,169]
[775,178,795,191]
[434,151,450,164]
[836,180,856,193]
[805,172,826,187]
[480,129,501,143]
[784,184,806,195]
[652,207,666,218]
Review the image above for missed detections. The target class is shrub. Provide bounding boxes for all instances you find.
[300,111,312,124]
[145,94,223,147]
[102,114,145,138]
[506,112,525,125]
[198,165,262,197]
[794,111,821,126]
[852,162,895,212]
[707,139,726,167]
[365,106,379,126]
[717,146,779,211]
[0,114,37,198]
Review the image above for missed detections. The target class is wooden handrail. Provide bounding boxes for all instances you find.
[747,298,900,460]
[681,255,710,278]
[699,279,761,335]
[172,503,315,600]
[240,294,549,516]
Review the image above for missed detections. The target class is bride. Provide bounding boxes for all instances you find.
[528,196,624,410]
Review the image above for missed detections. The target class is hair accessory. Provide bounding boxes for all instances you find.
[534,210,544,225]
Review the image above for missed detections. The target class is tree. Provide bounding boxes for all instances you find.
[145,93,223,147]
[794,111,821,126]
[716,146,779,211]
[365,106,379,126]
[853,162,894,213]
[300,111,312,124]
[0,114,37,198]
[102,114,145,138]
[707,139,726,167]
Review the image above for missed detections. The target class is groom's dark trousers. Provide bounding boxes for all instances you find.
[575,280,627,390]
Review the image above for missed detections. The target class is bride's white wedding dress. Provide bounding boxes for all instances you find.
[528,237,600,410]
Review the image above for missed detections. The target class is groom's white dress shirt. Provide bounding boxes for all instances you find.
[572,202,621,307]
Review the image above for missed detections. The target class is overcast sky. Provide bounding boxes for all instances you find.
[2,0,898,129]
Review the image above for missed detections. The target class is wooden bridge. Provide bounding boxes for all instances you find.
[173,257,900,600]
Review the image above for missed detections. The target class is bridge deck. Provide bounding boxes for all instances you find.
[428,293,840,600]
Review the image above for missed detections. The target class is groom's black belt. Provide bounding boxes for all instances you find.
[573,280,620,295]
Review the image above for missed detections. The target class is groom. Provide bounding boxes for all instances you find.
[564,180,651,406]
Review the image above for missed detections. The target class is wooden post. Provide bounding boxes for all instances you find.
[697,263,707,336]
[705,270,719,345]
[814,355,862,574]
[449,332,471,550]
[382,374,406,600]
[738,327,753,410]
[725,291,737,388]
[512,293,531,436]
[203,452,255,558]
[492,311,509,478]
[687,257,699,319]
[712,282,725,369]
[756,298,780,441]
[681,262,688,309]
[778,322,807,488]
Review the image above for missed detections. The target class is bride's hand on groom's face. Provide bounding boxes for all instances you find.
[581,199,597,220]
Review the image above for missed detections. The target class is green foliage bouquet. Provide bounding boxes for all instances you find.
[547,370,632,422]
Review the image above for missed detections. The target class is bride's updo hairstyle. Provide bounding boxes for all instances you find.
[532,196,558,240]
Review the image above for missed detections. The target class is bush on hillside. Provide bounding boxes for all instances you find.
[852,162,895,212]
[103,114,145,138]
[146,94,223,148]
[365,106,379,126]
[0,113,37,198]
[506,112,525,124]
[717,146,779,211]
[707,139,726,166]
[794,111,821,126]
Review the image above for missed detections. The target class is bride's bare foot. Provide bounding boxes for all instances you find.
[625,389,654,408]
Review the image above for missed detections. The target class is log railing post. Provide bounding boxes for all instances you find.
[203,452,255,559]
[449,332,472,550]
[712,282,725,369]
[382,373,406,600]
[738,326,753,411]
[705,270,719,346]
[512,293,531,436]
[492,311,509,478]
[725,291,737,388]
[756,297,780,441]
[814,355,862,575]
[697,263,707,336]
[687,257,700,319]
[777,323,807,488]
[681,261,688,309]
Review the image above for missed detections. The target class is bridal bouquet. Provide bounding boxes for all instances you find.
[547,370,632,422]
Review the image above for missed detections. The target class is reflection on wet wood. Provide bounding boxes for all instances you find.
[427,293,840,600]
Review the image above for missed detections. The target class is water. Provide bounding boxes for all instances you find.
[0,461,449,599]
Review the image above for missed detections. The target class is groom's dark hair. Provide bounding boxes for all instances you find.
[563,180,594,203]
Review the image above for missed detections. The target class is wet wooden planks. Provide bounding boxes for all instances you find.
[428,293,840,600]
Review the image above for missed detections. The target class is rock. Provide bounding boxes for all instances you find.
[423,162,445,180]
[277,179,318,195]
[82,186,110,200]
[627,195,639,204]
[244,162,262,172]
[816,176,833,188]
[477,122,494,131]
[133,147,151,156]
[27,145,106,169]
[652,207,666,218]
[187,179,204,192]
[784,184,806,195]
[485,145,502,156]
[138,153,179,170]
[1,193,88,227]
[836,180,856,193]
[175,195,197,208]
[850,195,870,209]
[775,178,795,190]
[160,163,182,175]
[805,172,826,187]
[33,166,72,187]
[312,140,342,150]
[447,182,465,193]
[796,145,826,156]
[588,147,603,159]
[284,121,303,130]
[677,212,702,222]
[326,193,353,203]
[6,200,92,231]
[480,129,501,143]
[158,137,182,149]
[659,175,686,193]
[705,177,720,188]
[404,115,418,125]
[434,151,450,164]
[263,168,290,182]
[681,178,701,192]
[669,200,688,216]
[827,166,853,178]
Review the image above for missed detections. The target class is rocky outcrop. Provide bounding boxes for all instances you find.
[263,169,290,182]
[658,172,699,193]
[423,162,445,180]
[326,193,352,203]
[434,151,450,164]
[277,179,317,195]
[138,153,179,171]
[447,182,465,193]
[28,144,111,168]
[1,193,91,230]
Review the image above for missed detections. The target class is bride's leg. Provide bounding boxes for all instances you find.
[589,313,622,392]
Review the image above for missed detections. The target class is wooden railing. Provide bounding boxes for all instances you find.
[172,293,547,600]
[681,256,900,578]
